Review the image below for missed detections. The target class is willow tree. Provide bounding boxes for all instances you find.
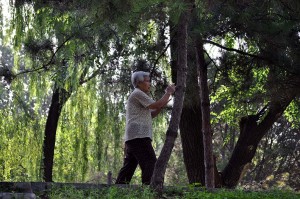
[3,0,299,187]
[2,3,117,181]
[1,0,177,182]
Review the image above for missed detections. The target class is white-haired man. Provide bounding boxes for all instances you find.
[115,71,175,185]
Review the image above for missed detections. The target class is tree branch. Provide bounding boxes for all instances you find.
[79,58,110,85]
[203,39,267,60]
[79,68,105,85]
[150,26,176,80]
[14,22,97,78]
[204,49,220,92]
[15,35,75,77]
[149,41,171,80]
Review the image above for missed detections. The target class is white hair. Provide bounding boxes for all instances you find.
[131,71,150,88]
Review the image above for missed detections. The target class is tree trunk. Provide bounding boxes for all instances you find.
[170,15,205,186]
[172,10,223,186]
[180,106,205,184]
[221,99,294,188]
[195,41,215,189]
[178,6,222,187]
[150,2,191,192]
[43,86,70,182]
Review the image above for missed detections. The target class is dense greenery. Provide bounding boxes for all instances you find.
[0,0,299,191]
[45,185,300,199]
[0,0,180,184]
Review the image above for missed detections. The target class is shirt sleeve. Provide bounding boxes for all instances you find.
[133,90,155,108]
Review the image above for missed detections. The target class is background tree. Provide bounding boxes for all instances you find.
[169,0,300,188]
[0,0,299,190]
[1,0,175,183]
[206,0,300,187]
[150,0,193,192]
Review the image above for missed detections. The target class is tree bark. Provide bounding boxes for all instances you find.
[195,41,215,189]
[180,106,205,184]
[43,86,70,182]
[221,99,294,188]
[170,14,205,186]
[150,2,191,192]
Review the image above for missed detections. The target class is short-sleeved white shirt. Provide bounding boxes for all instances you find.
[124,88,155,142]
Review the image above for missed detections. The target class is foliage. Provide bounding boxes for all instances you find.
[0,0,175,184]
[284,99,300,128]
[209,43,299,188]
[43,185,300,199]
[242,118,300,190]
[209,45,269,169]
[1,0,300,190]
[182,189,299,199]
[47,185,156,199]
[203,1,300,188]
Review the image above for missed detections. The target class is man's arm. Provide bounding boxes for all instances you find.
[147,92,172,110]
[150,98,172,118]
[151,108,162,118]
[147,84,175,110]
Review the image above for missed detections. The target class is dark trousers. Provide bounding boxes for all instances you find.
[115,138,157,185]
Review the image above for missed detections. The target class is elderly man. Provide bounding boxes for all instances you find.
[115,71,175,185]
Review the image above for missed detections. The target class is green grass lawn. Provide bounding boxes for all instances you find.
[43,185,300,199]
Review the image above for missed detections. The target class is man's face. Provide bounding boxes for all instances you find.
[137,76,151,93]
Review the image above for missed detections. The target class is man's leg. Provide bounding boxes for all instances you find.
[132,138,157,185]
[115,143,138,184]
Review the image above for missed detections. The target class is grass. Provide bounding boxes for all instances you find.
[45,185,154,199]
[39,185,300,199]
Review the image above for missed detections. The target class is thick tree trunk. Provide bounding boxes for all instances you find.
[43,86,70,182]
[150,2,191,193]
[222,99,294,188]
[180,106,205,184]
[170,16,205,185]
[195,41,215,188]
[180,48,206,185]
[173,14,224,186]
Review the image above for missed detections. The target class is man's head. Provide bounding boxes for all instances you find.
[131,71,151,93]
